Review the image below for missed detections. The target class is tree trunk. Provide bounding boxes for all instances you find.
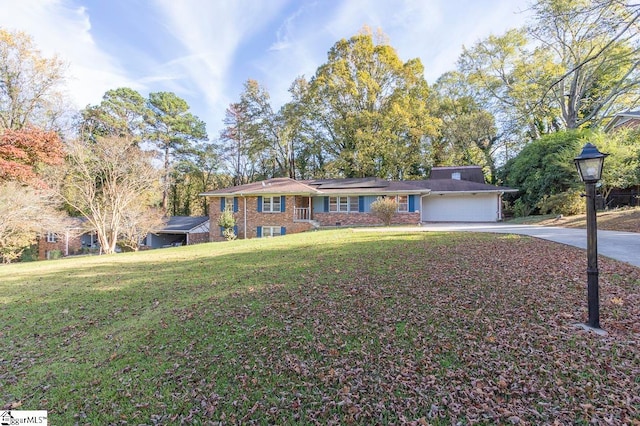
[96,229,112,255]
[162,144,170,214]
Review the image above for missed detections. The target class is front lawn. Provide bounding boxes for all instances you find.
[1,230,638,424]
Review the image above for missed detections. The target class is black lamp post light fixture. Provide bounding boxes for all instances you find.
[574,142,608,333]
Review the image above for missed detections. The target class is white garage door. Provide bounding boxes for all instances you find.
[421,193,499,222]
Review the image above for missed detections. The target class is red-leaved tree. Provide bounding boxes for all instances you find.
[0,127,65,185]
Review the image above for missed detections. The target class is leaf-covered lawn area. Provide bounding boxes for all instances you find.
[1,230,639,425]
[516,206,640,234]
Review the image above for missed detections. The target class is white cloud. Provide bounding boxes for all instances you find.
[320,0,532,83]
[0,0,138,109]
[249,2,331,109]
[152,0,291,130]
[252,0,531,100]
[395,0,532,82]
[269,5,306,52]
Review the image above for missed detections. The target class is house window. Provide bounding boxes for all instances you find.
[329,196,359,213]
[46,232,57,243]
[263,196,281,213]
[222,196,238,213]
[349,197,359,212]
[396,195,408,212]
[339,197,348,212]
[263,226,282,237]
[329,197,337,212]
[225,197,234,210]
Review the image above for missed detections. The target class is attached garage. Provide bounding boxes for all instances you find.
[414,167,518,223]
[421,192,501,222]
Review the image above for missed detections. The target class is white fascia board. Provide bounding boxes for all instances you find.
[203,191,317,197]
[426,190,516,196]
[316,190,429,196]
[431,191,494,195]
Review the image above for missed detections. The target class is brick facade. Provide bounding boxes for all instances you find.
[209,195,314,242]
[209,195,420,240]
[188,232,210,245]
[38,233,83,260]
[314,211,421,227]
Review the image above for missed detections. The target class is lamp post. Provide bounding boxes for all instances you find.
[574,143,607,329]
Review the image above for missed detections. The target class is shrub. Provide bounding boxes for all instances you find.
[537,190,585,216]
[20,245,38,262]
[222,228,237,241]
[499,130,587,212]
[218,208,236,241]
[116,242,136,252]
[512,198,533,217]
[47,249,62,260]
[370,197,398,226]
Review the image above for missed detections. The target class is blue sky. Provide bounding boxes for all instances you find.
[1,0,532,138]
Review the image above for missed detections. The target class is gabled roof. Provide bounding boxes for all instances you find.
[200,178,320,196]
[156,216,209,234]
[604,110,640,132]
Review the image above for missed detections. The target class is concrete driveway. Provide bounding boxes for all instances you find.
[375,223,640,268]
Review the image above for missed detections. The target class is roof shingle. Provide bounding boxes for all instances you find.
[201,178,320,196]
[201,176,516,196]
[157,216,209,233]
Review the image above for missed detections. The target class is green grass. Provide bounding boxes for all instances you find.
[1,229,639,424]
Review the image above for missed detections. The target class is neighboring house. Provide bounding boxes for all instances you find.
[603,110,640,132]
[142,216,210,248]
[38,218,98,260]
[39,216,210,258]
[201,166,516,241]
[606,187,640,208]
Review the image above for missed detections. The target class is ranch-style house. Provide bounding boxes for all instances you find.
[201,166,517,242]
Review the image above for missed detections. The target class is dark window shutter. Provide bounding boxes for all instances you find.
[324,197,329,212]
[281,227,286,236]
[233,197,239,212]
[409,195,416,212]
[257,226,262,237]
[220,198,225,212]
[358,196,364,212]
[281,196,286,212]
[233,225,238,235]
[219,226,224,237]
[257,196,262,212]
